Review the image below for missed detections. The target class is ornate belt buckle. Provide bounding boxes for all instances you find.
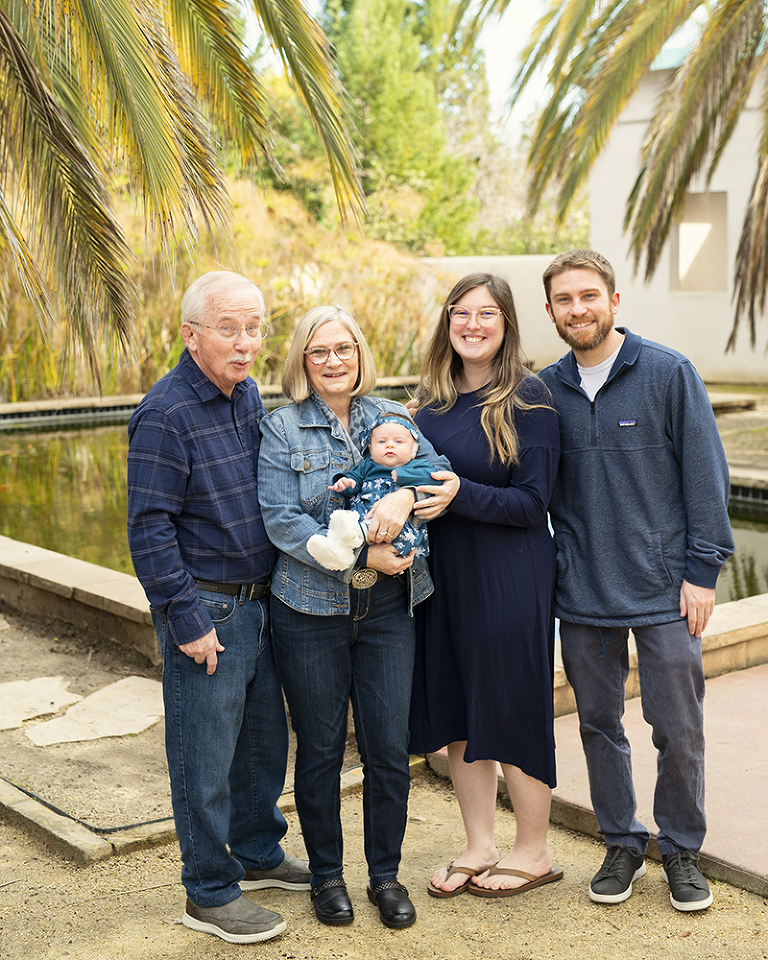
[351,568,378,590]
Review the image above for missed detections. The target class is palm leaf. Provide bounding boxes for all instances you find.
[70,0,226,238]
[546,1,698,223]
[0,7,133,370]
[0,187,53,336]
[168,0,275,169]
[248,0,364,218]
[731,41,768,349]
[624,1,765,278]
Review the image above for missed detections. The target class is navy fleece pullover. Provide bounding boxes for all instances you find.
[539,328,734,628]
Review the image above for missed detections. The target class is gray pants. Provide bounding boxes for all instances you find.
[560,619,706,856]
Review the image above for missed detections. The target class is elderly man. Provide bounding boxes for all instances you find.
[539,250,733,913]
[127,271,309,944]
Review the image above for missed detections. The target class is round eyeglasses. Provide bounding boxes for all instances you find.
[448,306,502,324]
[304,342,358,365]
[190,320,269,340]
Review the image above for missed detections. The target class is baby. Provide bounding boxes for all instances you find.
[307,411,439,570]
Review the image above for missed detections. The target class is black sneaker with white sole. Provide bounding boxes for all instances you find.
[588,844,646,903]
[662,850,713,912]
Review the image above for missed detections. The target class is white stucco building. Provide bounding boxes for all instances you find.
[590,60,766,382]
[429,59,768,382]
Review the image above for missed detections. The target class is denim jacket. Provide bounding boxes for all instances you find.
[258,395,451,616]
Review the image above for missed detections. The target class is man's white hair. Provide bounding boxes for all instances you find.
[181,271,266,327]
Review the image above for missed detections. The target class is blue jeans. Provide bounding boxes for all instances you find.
[271,575,416,886]
[153,588,289,906]
[560,619,706,856]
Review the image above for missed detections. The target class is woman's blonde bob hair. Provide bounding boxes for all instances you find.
[281,305,378,402]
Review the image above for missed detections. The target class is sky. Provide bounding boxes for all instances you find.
[477,0,550,141]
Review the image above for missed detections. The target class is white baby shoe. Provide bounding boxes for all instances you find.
[307,510,365,570]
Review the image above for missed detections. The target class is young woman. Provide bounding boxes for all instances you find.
[408,274,562,897]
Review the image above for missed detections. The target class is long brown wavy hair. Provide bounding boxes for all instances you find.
[418,273,550,467]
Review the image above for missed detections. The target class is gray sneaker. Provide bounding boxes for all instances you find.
[240,852,312,891]
[183,895,286,943]
[589,844,646,903]
[662,850,714,912]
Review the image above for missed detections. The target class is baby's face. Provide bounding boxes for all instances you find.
[369,423,418,468]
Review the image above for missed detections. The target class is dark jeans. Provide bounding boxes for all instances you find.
[271,575,416,886]
[153,588,289,906]
[560,619,706,856]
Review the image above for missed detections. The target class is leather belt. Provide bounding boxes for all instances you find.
[194,578,271,600]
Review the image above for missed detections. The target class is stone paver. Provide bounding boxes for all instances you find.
[0,677,82,730]
[26,676,163,746]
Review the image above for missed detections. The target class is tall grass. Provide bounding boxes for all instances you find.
[0,181,458,401]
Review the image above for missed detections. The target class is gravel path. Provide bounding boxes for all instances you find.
[2,774,767,960]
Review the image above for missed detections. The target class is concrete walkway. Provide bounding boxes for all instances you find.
[550,662,768,898]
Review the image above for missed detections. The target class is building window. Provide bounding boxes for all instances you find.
[670,192,728,292]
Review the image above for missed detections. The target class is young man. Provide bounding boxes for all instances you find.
[127,272,309,944]
[539,250,733,912]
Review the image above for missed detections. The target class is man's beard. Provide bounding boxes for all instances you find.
[556,315,613,353]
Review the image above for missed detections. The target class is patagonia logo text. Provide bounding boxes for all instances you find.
[618,419,637,427]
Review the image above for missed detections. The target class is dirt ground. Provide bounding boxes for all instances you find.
[0,611,170,831]
[1,776,767,960]
[0,614,767,960]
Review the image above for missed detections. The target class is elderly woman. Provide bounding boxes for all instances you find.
[408,274,562,898]
[258,306,453,930]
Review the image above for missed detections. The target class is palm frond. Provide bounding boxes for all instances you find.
[624,0,765,277]
[731,151,768,350]
[249,0,364,219]
[0,7,134,364]
[143,8,231,236]
[168,0,274,169]
[68,0,226,238]
[731,39,768,350]
[448,0,510,51]
[0,186,53,335]
[544,0,699,223]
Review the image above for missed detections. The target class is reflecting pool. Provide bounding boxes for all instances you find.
[0,426,133,575]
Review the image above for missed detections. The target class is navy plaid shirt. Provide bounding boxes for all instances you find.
[127,349,275,645]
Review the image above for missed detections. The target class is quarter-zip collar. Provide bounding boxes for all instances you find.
[554,328,641,396]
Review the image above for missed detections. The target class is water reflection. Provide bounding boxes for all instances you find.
[2,425,768,603]
[717,516,768,604]
[0,427,133,575]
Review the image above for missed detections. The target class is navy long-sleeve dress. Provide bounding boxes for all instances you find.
[408,375,560,787]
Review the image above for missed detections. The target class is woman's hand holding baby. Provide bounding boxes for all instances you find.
[413,471,460,520]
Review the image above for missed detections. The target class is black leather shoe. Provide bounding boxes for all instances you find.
[310,878,354,926]
[367,880,416,929]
